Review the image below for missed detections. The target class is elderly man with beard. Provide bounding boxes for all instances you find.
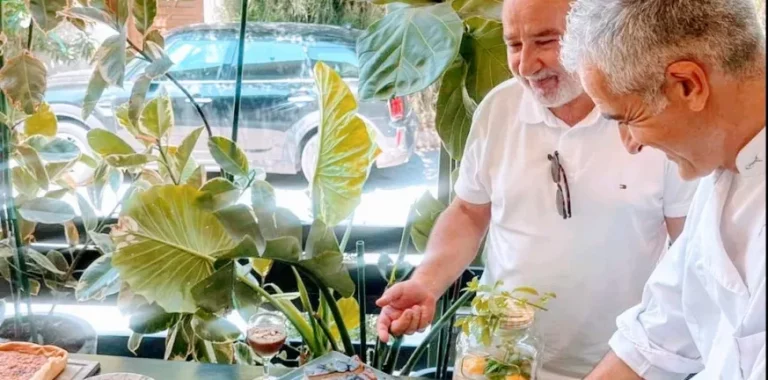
[374,0,699,378]
[560,0,766,379]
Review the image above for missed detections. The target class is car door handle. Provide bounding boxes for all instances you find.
[186,97,212,104]
[288,95,314,103]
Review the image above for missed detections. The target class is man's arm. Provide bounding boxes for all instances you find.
[410,197,491,297]
[586,351,643,380]
[665,216,686,243]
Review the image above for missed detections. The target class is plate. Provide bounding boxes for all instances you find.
[87,373,154,380]
[278,351,395,380]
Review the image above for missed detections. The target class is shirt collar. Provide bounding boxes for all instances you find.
[518,86,602,129]
[735,127,766,177]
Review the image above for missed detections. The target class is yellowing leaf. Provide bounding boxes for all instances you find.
[24,103,57,137]
[15,144,49,190]
[140,94,174,140]
[0,51,47,114]
[311,62,379,227]
[111,185,236,313]
[208,136,248,178]
[328,297,360,342]
[87,129,135,156]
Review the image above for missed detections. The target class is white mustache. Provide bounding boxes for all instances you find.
[524,69,560,82]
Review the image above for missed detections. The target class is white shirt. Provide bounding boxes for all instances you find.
[609,127,766,380]
[454,79,699,379]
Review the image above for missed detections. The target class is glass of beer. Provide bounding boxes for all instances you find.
[246,310,288,379]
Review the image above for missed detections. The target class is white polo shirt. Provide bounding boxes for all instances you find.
[454,79,700,379]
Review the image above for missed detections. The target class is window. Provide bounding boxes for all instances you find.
[240,39,308,80]
[307,42,359,78]
[165,35,234,81]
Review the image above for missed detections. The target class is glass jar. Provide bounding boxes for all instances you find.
[454,304,542,380]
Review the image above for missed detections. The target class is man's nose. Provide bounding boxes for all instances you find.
[619,123,644,154]
[518,45,542,77]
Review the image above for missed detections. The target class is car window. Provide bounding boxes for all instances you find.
[165,35,234,81]
[307,42,359,78]
[239,39,307,80]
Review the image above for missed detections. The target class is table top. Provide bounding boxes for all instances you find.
[71,354,263,379]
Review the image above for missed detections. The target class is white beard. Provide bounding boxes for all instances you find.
[524,69,584,108]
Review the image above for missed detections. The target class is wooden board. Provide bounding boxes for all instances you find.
[55,358,100,380]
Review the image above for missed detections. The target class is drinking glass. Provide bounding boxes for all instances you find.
[246,310,288,379]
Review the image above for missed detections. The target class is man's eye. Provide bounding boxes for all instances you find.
[507,43,522,51]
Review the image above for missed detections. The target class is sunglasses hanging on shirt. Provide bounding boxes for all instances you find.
[548,151,572,219]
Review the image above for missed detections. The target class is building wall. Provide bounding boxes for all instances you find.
[128,0,205,46]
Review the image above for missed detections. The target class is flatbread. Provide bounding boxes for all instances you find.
[0,341,68,380]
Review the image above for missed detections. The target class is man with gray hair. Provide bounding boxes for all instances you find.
[561,0,766,379]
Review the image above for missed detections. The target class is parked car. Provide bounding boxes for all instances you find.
[45,22,417,182]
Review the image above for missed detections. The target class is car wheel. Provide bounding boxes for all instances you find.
[57,120,95,185]
[300,133,319,183]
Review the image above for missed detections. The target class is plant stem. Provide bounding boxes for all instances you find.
[298,268,355,356]
[355,240,367,362]
[388,206,414,286]
[228,0,249,183]
[399,290,473,376]
[339,212,354,253]
[156,144,179,185]
[125,39,213,139]
[311,312,339,352]
[27,25,33,50]
[292,267,322,356]
[381,336,402,374]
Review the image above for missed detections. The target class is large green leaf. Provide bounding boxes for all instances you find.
[312,62,379,227]
[261,236,355,298]
[410,192,447,252]
[12,166,39,195]
[82,69,109,120]
[174,127,204,178]
[28,0,67,31]
[435,59,475,160]
[327,297,360,343]
[76,193,98,232]
[191,262,236,313]
[18,197,75,224]
[93,33,127,87]
[129,303,181,334]
[191,311,241,344]
[111,185,236,313]
[15,145,48,190]
[305,220,340,259]
[75,255,121,301]
[257,207,302,243]
[193,337,234,364]
[197,178,240,211]
[208,136,249,178]
[213,205,265,253]
[26,136,80,162]
[26,249,65,275]
[251,180,276,212]
[0,51,47,114]
[133,0,157,35]
[165,315,194,360]
[24,103,57,137]
[87,129,135,156]
[104,153,157,168]
[461,18,512,102]
[357,2,464,100]
[140,95,173,140]
[451,0,503,21]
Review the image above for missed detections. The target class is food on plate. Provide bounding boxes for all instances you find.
[303,355,377,380]
[0,341,68,380]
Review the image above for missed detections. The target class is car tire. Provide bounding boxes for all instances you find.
[300,132,319,184]
[57,120,95,185]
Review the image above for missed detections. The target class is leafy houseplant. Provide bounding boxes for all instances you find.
[0,0,378,365]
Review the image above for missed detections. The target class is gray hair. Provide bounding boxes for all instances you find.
[560,0,766,105]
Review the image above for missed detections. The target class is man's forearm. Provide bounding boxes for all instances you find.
[410,199,490,298]
[586,351,643,380]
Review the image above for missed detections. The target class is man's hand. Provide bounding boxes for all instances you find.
[375,279,438,343]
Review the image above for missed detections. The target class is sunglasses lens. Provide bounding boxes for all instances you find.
[550,160,560,183]
[556,186,566,218]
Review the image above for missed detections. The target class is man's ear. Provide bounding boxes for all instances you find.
[664,61,710,112]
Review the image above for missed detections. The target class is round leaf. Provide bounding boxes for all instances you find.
[24,103,57,137]
[462,18,513,102]
[208,136,249,178]
[191,312,242,344]
[312,63,379,226]
[87,129,136,156]
[435,59,475,160]
[76,255,121,301]
[18,197,75,224]
[111,185,236,313]
[0,51,47,114]
[357,2,463,100]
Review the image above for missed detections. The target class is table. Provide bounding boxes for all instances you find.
[71,354,263,379]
